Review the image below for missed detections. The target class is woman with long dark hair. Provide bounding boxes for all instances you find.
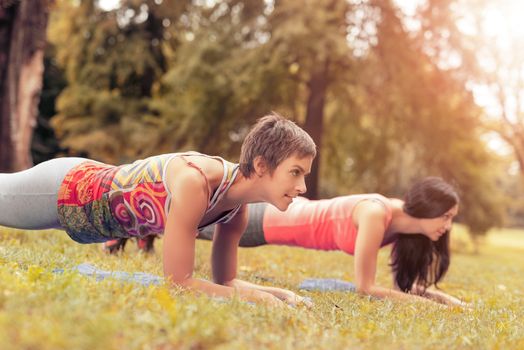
[198,176,464,305]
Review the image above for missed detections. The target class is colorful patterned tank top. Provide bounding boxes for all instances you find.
[57,153,241,243]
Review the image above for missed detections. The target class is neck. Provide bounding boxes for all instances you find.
[389,198,424,234]
[220,172,268,206]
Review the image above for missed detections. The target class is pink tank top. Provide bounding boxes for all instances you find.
[263,194,394,255]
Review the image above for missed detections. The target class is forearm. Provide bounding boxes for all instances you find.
[416,288,466,306]
[224,278,282,295]
[361,285,441,305]
[224,278,309,306]
[173,277,276,304]
[225,278,278,293]
[175,277,237,297]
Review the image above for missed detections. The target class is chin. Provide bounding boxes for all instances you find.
[273,200,290,211]
[276,203,290,211]
[430,235,441,241]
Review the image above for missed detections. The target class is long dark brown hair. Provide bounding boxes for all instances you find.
[390,177,459,292]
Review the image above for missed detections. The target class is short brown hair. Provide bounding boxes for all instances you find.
[239,112,316,177]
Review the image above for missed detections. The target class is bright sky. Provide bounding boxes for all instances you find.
[98,0,120,11]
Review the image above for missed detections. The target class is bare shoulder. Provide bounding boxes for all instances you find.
[164,158,209,199]
[165,155,224,192]
[352,199,387,226]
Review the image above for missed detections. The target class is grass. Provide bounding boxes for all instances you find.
[0,224,523,350]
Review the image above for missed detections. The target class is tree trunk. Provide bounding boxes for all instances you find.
[0,1,50,172]
[303,59,329,199]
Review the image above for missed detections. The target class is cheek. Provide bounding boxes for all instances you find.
[270,169,285,180]
[269,174,291,193]
[424,220,440,232]
[435,220,447,231]
[425,223,435,233]
[275,172,292,186]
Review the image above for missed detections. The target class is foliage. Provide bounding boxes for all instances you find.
[153,0,275,156]
[31,43,68,164]
[319,0,505,233]
[48,0,189,163]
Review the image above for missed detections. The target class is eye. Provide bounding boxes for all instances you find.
[290,169,300,176]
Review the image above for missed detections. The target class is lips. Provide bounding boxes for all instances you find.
[436,229,446,237]
[284,194,296,204]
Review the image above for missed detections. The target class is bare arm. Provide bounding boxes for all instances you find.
[225,279,312,307]
[211,205,308,306]
[210,204,247,286]
[162,166,281,305]
[353,201,441,305]
[410,284,469,306]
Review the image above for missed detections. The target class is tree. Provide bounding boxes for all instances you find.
[0,0,51,171]
[320,0,505,233]
[157,0,505,233]
[49,0,189,163]
[31,42,67,164]
[264,0,353,199]
[155,0,295,157]
[44,0,507,235]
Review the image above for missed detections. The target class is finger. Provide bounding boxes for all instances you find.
[301,297,314,308]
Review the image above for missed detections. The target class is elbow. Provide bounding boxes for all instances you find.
[223,280,234,287]
[169,277,192,288]
[355,283,373,295]
[165,272,194,288]
[217,278,236,288]
[356,284,387,300]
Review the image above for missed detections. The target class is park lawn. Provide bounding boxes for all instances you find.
[0,225,522,350]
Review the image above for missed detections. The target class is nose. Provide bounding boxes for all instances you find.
[444,218,453,231]
[296,176,307,195]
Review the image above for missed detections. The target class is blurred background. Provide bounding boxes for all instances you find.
[1,0,523,240]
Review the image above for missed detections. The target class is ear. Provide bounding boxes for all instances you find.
[253,156,268,177]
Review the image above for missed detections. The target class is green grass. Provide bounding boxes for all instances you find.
[0,225,523,350]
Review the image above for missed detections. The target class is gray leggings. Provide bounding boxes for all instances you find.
[198,202,268,247]
[0,157,88,230]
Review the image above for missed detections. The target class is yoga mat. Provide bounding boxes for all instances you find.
[299,278,356,292]
[53,263,163,286]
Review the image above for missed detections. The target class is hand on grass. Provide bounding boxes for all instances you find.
[458,300,474,309]
[260,292,288,308]
[444,295,473,309]
[225,279,312,308]
[239,288,287,308]
[271,288,313,308]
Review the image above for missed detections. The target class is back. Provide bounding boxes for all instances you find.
[57,154,175,242]
[57,153,240,243]
[263,194,393,254]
